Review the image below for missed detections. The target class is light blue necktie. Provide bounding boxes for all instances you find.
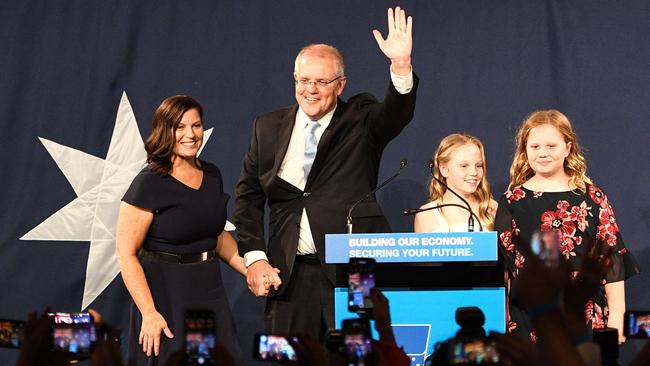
[303,120,320,180]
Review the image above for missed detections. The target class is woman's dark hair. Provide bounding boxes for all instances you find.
[145,95,203,175]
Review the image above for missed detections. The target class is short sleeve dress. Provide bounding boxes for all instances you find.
[122,161,242,365]
[495,184,640,341]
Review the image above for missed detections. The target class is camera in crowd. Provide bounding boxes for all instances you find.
[427,306,500,365]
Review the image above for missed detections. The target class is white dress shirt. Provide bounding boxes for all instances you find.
[244,68,414,267]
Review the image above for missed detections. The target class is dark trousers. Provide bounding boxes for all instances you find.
[265,255,334,343]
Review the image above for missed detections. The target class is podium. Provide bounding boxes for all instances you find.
[325,232,505,365]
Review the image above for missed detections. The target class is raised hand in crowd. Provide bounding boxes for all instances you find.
[630,340,650,366]
[508,234,586,366]
[88,309,124,366]
[369,288,410,366]
[289,334,332,366]
[562,239,613,345]
[16,309,72,366]
[491,331,541,366]
[164,344,236,366]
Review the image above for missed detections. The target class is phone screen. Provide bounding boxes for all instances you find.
[49,312,93,324]
[624,310,650,338]
[254,334,298,362]
[531,230,561,268]
[348,258,376,314]
[342,318,372,366]
[49,312,95,358]
[185,310,216,365]
[50,323,95,357]
[0,319,25,349]
[448,337,500,364]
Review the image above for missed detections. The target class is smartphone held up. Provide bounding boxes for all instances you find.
[185,309,216,365]
[530,230,562,268]
[624,310,650,339]
[0,319,25,349]
[342,318,372,366]
[48,312,96,359]
[348,258,376,316]
[253,333,298,362]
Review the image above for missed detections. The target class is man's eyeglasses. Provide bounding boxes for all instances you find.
[294,76,345,88]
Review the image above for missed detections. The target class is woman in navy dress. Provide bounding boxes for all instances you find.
[116,95,249,365]
[496,110,639,343]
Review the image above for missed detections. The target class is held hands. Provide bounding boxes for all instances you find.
[373,6,413,75]
[139,310,173,357]
[246,260,282,297]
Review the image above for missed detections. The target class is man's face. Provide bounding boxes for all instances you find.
[294,52,346,121]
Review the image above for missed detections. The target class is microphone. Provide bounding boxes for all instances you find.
[403,203,482,231]
[346,158,407,234]
[419,160,481,232]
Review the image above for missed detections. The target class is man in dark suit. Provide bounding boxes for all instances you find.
[233,6,417,341]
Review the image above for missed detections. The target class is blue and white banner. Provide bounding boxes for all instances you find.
[325,232,497,263]
[335,287,506,365]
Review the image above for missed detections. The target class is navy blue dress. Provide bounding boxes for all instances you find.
[122,161,242,365]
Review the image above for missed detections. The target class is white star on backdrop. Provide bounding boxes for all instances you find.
[20,91,231,310]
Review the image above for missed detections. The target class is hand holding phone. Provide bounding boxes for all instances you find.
[49,312,96,360]
[185,309,216,365]
[348,258,376,315]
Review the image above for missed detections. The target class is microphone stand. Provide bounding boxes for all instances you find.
[403,203,483,232]
[427,161,479,232]
[347,159,407,234]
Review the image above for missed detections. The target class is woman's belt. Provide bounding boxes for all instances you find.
[138,248,215,264]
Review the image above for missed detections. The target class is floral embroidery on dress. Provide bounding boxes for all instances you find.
[588,185,606,207]
[514,251,525,269]
[505,186,526,203]
[540,201,583,258]
[532,191,543,198]
[499,219,520,254]
[597,202,619,246]
[586,300,608,329]
[500,229,515,252]
[507,319,518,333]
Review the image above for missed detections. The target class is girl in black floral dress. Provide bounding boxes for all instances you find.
[495,109,639,343]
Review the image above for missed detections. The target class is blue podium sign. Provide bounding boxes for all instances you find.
[335,287,506,365]
[325,232,497,264]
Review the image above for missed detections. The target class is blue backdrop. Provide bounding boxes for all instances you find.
[1,1,648,364]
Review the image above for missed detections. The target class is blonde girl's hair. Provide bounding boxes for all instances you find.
[428,133,494,230]
[509,109,591,192]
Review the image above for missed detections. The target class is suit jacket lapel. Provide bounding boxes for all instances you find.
[306,100,345,188]
[272,105,298,176]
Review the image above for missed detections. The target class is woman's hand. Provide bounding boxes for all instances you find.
[139,310,174,356]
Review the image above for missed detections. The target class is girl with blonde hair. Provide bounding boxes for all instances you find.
[415,133,497,232]
[496,109,639,343]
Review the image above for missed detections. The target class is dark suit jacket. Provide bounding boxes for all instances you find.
[233,76,419,295]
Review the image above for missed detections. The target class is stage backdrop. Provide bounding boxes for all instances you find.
[1,1,648,365]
